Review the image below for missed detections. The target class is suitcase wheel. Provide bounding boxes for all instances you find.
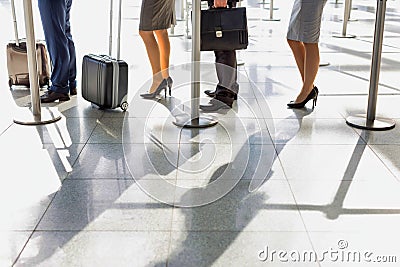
[8,78,13,90]
[121,102,128,111]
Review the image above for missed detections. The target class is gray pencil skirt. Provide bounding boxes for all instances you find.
[287,0,327,43]
[139,0,175,31]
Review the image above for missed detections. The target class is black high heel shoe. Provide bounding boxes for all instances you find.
[287,86,319,109]
[166,77,173,96]
[140,79,168,99]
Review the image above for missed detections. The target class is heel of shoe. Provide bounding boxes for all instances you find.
[313,88,319,108]
[167,77,173,96]
[140,79,168,99]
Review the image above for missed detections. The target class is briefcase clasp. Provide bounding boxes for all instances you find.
[215,27,223,38]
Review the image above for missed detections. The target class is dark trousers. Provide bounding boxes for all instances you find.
[38,0,76,94]
[214,50,238,95]
[208,0,239,97]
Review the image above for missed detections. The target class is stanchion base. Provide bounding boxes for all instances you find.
[346,115,395,131]
[340,18,358,22]
[262,18,281,22]
[14,107,62,126]
[332,34,356,38]
[319,62,330,67]
[169,34,184,37]
[173,114,218,128]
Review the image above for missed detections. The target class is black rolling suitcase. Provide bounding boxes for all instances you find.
[82,55,128,110]
[81,0,128,111]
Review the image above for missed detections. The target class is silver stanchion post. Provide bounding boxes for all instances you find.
[262,0,280,21]
[346,0,395,131]
[180,0,185,20]
[14,0,61,125]
[340,0,358,22]
[173,0,217,128]
[263,0,278,11]
[333,0,355,38]
[185,0,191,39]
[331,0,343,5]
[169,0,184,37]
[347,0,358,21]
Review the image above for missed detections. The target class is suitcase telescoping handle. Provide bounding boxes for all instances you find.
[11,0,20,46]
[109,0,123,60]
[108,0,123,109]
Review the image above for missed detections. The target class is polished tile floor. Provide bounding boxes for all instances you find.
[1,0,400,266]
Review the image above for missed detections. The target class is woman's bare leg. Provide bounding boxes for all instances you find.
[287,39,305,82]
[288,39,320,103]
[139,30,163,92]
[154,29,170,79]
[295,43,319,102]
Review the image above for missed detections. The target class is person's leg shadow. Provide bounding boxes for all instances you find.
[150,109,311,266]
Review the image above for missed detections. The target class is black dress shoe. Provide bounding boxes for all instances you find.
[40,91,70,103]
[70,87,77,96]
[204,89,238,100]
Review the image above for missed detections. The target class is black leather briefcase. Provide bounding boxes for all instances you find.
[200,7,248,51]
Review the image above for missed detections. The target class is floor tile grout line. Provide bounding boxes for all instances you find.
[11,190,61,266]
[166,126,185,267]
[277,150,324,267]
[331,68,400,93]
[366,143,400,183]
[0,122,14,137]
[11,113,100,262]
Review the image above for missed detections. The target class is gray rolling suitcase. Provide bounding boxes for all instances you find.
[81,0,128,111]
[6,0,50,89]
